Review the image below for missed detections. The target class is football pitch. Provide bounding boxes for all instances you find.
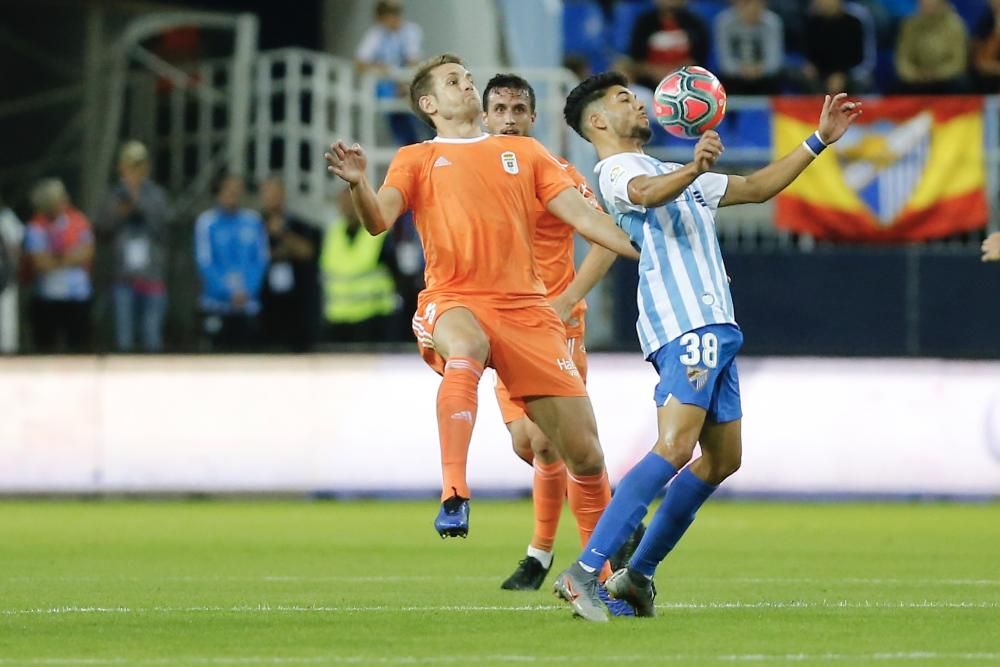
[1,500,999,666]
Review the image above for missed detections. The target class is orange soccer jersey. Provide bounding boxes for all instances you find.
[382,134,575,306]
[384,133,587,403]
[531,158,603,332]
[493,158,603,424]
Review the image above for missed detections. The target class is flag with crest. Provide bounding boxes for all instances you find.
[773,97,987,241]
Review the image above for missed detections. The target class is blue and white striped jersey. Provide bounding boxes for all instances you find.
[596,152,737,359]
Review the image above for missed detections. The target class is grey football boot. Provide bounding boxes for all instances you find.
[605,567,657,618]
[552,562,610,623]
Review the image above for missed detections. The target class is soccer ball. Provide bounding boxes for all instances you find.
[652,66,727,139]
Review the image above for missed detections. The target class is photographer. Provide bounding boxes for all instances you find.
[95,141,171,352]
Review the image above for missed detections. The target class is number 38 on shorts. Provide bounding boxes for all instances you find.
[649,324,745,423]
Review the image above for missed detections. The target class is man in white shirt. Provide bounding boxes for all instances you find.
[714,0,785,95]
[355,1,426,146]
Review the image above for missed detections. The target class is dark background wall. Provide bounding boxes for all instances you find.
[165,0,323,50]
[611,247,1000,358]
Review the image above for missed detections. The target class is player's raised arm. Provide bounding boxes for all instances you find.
[626,132,724,207]
[720,93,862,207]
[546,188,640,260]
[324,140,404,235]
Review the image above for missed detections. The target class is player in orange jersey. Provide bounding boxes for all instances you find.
[325,54,638,547]
[480,72,644,592]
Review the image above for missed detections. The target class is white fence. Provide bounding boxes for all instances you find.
[1,354,998,497]
[123,50,589,223]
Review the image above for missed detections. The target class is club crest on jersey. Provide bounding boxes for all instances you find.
[501,151,519,174]
[687,366,709,392]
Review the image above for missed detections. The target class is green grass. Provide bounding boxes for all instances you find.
[1,500,999,666]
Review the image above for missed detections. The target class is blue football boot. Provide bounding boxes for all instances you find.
[598,582,637,617]
[434,494,470,538]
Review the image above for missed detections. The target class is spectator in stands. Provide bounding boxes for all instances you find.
[321,188,398,344]
[0,200,22,353]
[714,0,785,95]
[355,0,425,146]
[23,178,94,353]
[849,0,893,49]
[258,177,321,352]
[800,0,873,94]
[95,141,171,353]
[623,0,710,89]
[895,0,971,94]
[972,0,1000,92]
[195,174,269,351]
[767,0,806,52]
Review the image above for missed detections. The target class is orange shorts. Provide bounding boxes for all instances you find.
[411,293,587,404]
[495,313,588,424]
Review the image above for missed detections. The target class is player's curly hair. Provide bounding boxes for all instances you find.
[563,71,630,141]
[409,53,464,129]
[482,73,536,114]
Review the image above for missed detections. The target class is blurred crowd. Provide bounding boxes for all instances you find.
[3,0,999,355]
[567,0,1000,96]
[0,0,433,355]
[0,140,425,354]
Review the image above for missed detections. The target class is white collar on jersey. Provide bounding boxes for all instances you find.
[431,133,490,144]
[593,151,655,174]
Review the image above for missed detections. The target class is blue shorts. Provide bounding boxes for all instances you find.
[650,324,743,423]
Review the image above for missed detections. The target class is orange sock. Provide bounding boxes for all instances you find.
[436,356,483,501]
[530,459,567,553]
[567,469,613,580]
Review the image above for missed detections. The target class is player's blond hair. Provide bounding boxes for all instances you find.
[409,53,464,129]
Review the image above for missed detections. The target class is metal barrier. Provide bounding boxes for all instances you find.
[121,46,355,222]
[248,49,354,221]
[123,54,587,221]
[96,11,258,218]
[96,41,354,223]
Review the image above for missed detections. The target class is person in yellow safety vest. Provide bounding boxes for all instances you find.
[321,188,400,342]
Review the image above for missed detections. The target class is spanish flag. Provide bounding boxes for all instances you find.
[773,97,987,242]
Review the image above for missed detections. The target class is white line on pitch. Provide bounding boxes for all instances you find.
[2,600,999,616]
[718,577,1000,587]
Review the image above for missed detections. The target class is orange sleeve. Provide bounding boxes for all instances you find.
[565,163,604,212]
[381,147,420,211]
[529,140,576,207]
